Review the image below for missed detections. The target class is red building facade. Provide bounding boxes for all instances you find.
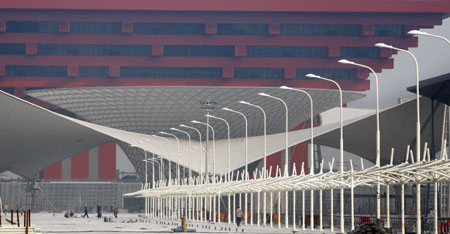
[1,0,449,180]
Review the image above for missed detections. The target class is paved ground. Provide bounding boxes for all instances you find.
[2,213,335,233]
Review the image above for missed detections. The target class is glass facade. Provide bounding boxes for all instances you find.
[120,67,223,78]
[38,44,152,56]
[164,45,234,57]
[234,68,284,79]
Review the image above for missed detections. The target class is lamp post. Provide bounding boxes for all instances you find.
[279,86,316,230]
[238,101,267,227]
[205,114,232,224]
[257,93,290,229]
[191,120,217,222]
[170,128,193,183]
[130,143,149,217]
[160,131,181,220]
[191,120,216,181]
[144,139,164,183]
[222,107,249,225]
[306,73,345,233]
[338,59,382,225]
[408,30,450,44]
[152,135,172,184]
[179,125,203,183]
[374,42,422,234]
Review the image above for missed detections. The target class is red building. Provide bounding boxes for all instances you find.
[0,0,449,180]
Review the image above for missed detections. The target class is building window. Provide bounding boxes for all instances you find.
[38,44,152,56]
[70,22,122,34]
[6,65,67,77]
[0,87,15,95]
[79,66,109,78]
[374,25,404,36]
[296,68,356,80]
[247,46,328,58]
[0,43,26,55]
[164,45,234,57]
[120,67,222,78]
[234,68,284,79]
[340,47,380,58]
[217,24,268,35]
[280,24,362,36]
[133,23,205,35]
[6,21,59,33]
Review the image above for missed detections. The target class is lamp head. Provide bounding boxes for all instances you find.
[338,59,355,65]
[205,114,213,118]
[222,107,232,111]
[151,134,158,137]
[170,127,178,131]
[130,144,137,148]
[159,131,168,135]
[179,124,186,127]
[191,120,199,123]
[408,30,427,36]
[279,86,292,90]
[238,101,249,105]
[306,73,320,78]
[257,92,270,97]
[374,43,393,49]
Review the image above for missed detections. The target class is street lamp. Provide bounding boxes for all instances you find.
[408,30,450,44]
[129,142,149,217]
[190,120,216,180]
[238,100,267,227]
[338,59,381,226]
[222,107,249,225]
[191,120,217,223]
[170,128,192,183]
[306,73,345,233]
[205,114,232,224]
[159,132,181,185]
[375,42,422,234]
[279,86,316,230]
[152,135,172,184]
[179,124,204,183]
[257,92,290,229]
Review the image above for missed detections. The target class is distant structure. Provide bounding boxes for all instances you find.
[0,0,449,181]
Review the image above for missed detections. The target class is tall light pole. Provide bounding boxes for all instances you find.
[160,132,181,185]
[338,59,382,224]
[279,86,316,230]
[205,114,231,181]
[144,139,164,183]
[191,120,216,180]
[375,42,422,233]
[258,92,290,229]
[130,143,149,217]
[238,100,267,228]
[205,114,232,224]
[408,30,450,44]
[222,107,249,225]
[152,135,172,185]
[191,120,217,223]
[170,128,193,183]
[306,73,345,233]
[179,124,203,183]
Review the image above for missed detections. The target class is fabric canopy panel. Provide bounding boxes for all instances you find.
[0,91,114,178]
[27,86,365,178]
[2,87,442,179]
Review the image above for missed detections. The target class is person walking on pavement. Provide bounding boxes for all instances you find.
[96,203,102,218]
[236,206,243,227]
[83,205,89,218]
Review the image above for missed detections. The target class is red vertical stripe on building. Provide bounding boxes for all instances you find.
[44,161,62,180]
[71,151,89,180]
[266,152,282,178]
[98,142,116,180]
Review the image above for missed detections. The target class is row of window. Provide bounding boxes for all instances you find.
[5,21,405,36]
[5,65,357,80]
[0,44,380,58]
